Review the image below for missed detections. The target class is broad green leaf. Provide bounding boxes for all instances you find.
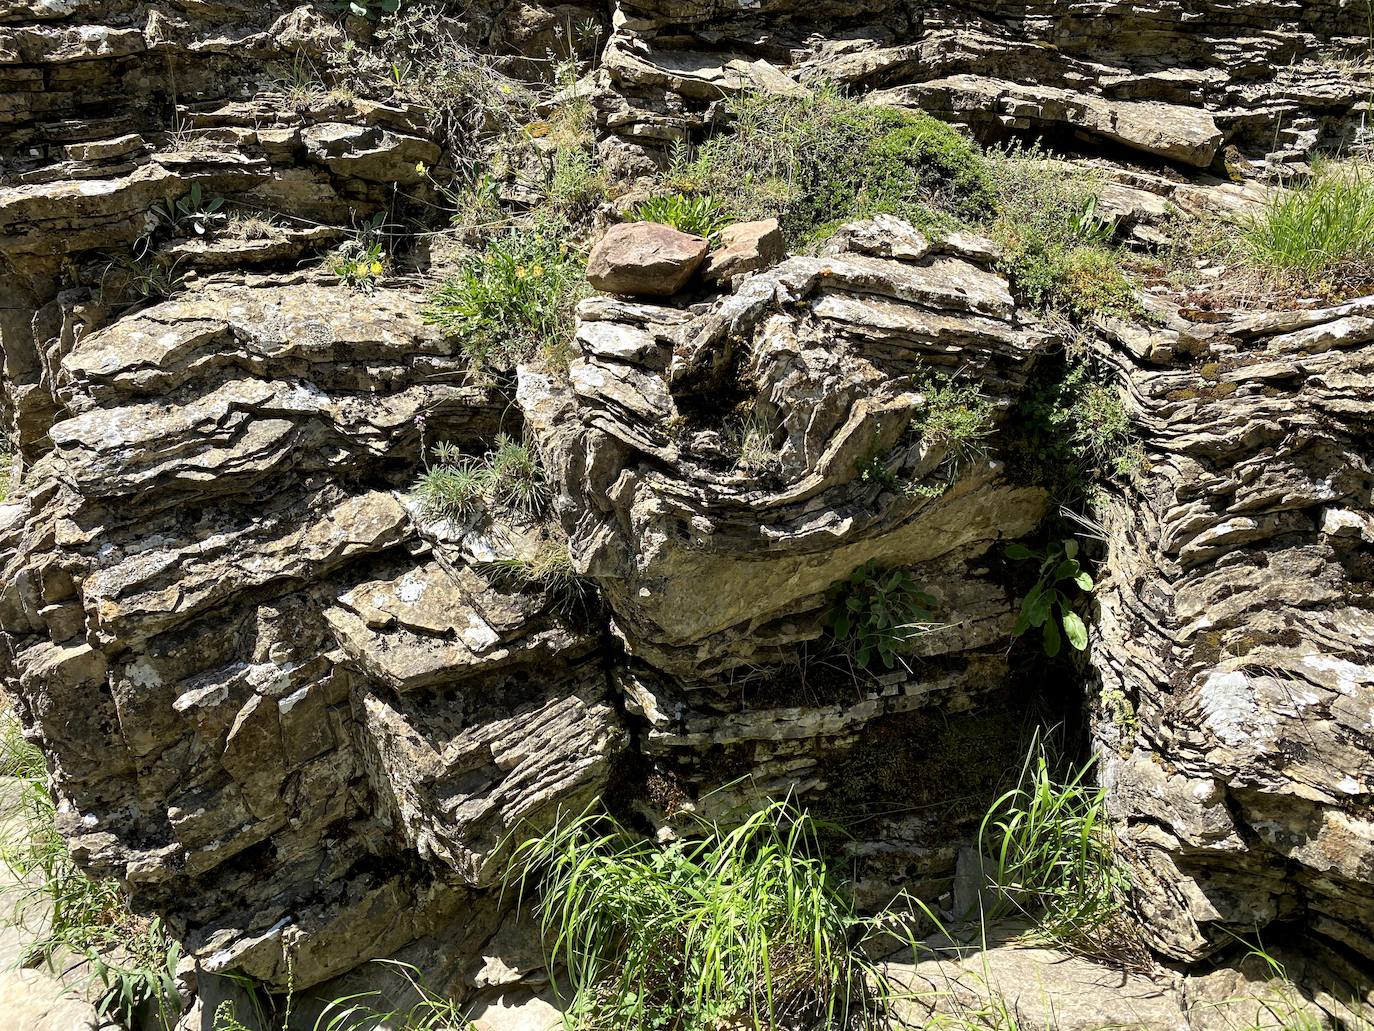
[1064,539,1079,559]
[1062,610,1088,651]
[1005,543,1034,561]
[1043,615,1061,657]
[1074,572,1094,592]
[1054,559,1079,582]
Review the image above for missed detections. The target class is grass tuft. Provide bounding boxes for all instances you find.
[1240,159,1374,293]
[0,711,180,1029]
[509,798,890,1030]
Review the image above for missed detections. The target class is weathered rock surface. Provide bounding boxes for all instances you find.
[701,217,785,283]
[585,220,709,295]
[594,1,1367,174]
[1089,298,1374,1015]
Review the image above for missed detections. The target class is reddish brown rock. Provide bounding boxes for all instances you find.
[702,218,786,282]
[585,221,709,296]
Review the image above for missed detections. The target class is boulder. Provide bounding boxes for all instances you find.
[701,218,786,282]
[585,221,709,296]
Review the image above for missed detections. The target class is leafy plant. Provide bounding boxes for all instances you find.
[425,225,588,371]
[488,540,596,616]
[99,244,184,306]
[0,712,181,1029]
[627,194,732,240]
[826,561,938,670]
[329,212,388,291]
[1239,158,1374,293]
[508,799,890,1031]
[1006,539,1093,657]
[150,182,227,237]
[978,743,1128,955]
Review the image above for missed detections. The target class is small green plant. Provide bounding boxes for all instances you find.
[150,182,227,237]
[413,434,551,523]
[1006,539,1093,657]
[667,85,992,242]
[627,193,732,240]
[425,225,587,371]
[826,561,938,671]
[0,713,181,1029]
[312,960,470,1030]
[979,743,1128,955]
[99,244,184,305]
[914,373,996,479]
[547,148,609,216]
[488,540,596,616]
[983,147,1135,318]
[1009,361,1139,504]
[508,798,889,1031]
[1239,158,1374,293]
[329,212,388,291]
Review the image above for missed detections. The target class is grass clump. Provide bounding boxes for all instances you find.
[0,712,180,1029]
[1239,158,1374,294]
[509,799,889,1031]
[413,434,551,523]
[424,224,588,371]
[978,743,1130,958]
[913,373,996,480]
[668,85,993,242]
[983,148,1135,319]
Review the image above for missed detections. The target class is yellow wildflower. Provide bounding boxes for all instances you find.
[531,265,545,278]
[515,266,528,279]
[369,261,384,276]
[415,162,426,174]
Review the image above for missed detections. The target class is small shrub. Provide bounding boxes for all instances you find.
[668,86,992,242]
[485,433,552,517]
[626,194,731,240]
[547,147,608,215]
[329,212,390,291]
[425,225,588,371]
[1239,158,1374,293]
[979,743,1128,954]
[488,540,596,616]
[1006,539,1094,657]
[826,561,938,671]
[509,799,888,1031]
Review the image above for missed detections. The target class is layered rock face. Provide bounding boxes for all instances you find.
[1092,300,1374,1002]
[598,0,1369,173]
[1,0,1373,1021]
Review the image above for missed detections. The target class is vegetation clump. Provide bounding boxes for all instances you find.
[424,224,588,371]
[667,86,993,242]
[1239,158,1374,294]
[509,799,888,1031]
[825,560,939,671]
[982,149,1136,319]
[626,193,732,240]
[413,434,551,522]
[1010,360,1139,505]
[979,743,1132,958]
[913,373,996,479]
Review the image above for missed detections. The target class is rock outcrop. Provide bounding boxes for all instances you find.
[1090,298,1374,1012]
[1,0,1373,1024]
